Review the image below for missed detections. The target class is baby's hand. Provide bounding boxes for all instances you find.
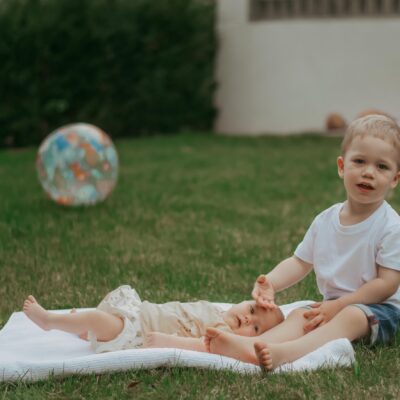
[303,300,343,332]
[251,275,277,309]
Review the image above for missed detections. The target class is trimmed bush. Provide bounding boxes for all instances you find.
[0,0,216,147]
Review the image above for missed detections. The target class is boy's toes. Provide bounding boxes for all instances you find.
[259,349,271,365]
[254,342,264,353]
[254,342,274,372]
[205,327,220,338]
[262,356,273,371]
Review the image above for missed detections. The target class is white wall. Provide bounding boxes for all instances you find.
[215,0,400,134]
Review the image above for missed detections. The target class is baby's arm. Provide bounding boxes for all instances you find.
[253,256,313,308]
[304,266,400,332]
[144,332,207,352]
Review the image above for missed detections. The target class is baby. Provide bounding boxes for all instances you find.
[23,285,284,354]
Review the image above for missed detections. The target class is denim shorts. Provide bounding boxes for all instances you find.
[352,303,400,345]
[301,302,400,345]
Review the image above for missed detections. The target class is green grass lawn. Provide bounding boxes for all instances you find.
[1,133,400,399]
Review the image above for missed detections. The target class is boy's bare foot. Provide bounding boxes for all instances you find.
[70,308,88,340]
[23,295,52,331]
[205,327,258,364]
[254,342,285,371]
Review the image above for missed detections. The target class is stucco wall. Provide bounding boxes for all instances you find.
[215,0,400,134]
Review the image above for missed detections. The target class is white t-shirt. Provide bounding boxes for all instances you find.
[294,201,400,309]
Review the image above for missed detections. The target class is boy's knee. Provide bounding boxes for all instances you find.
[341,305,369,324]
[287,307,308,320]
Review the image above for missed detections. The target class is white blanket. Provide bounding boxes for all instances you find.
[0,301,355,382]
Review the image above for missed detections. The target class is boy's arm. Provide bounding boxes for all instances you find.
[253,256,313,308]
[304,266,400,332]
[144,332,207,352]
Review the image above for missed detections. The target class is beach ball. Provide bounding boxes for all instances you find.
[36,123,119,206]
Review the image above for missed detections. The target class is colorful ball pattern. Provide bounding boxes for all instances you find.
[36,123,119,206]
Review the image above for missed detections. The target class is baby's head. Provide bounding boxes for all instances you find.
[341,114,400,169]
[223,300,284,337]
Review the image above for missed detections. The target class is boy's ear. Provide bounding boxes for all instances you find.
[390,171,400,189]
[337,156,344,179]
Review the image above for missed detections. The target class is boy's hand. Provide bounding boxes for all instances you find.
[251,274,277,309]
[303,300,344,332]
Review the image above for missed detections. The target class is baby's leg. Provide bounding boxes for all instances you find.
[23,295,123,342]
[206,307,308,364]
[70,308,88,340]
[144,332,177,348]
[254,305,369,371]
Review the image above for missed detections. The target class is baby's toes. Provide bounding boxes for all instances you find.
[203,337,211,351]
[27,295,37,303]
[205,327,220,338]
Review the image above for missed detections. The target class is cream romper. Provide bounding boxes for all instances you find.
[89,285,231,353]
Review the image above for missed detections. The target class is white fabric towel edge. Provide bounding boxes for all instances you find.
[0,300,355,382]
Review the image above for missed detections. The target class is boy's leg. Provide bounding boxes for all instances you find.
[255,305,369,370]
[206,307,309,364]
[23,295,123,342]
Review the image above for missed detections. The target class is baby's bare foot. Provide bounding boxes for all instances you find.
[206,327,242,356]
[70,308,88,340]
[203,333,212,352]
[205,327,258,364]
[23,295,51,331]
[205,327,225,353]
[254,342,285,371]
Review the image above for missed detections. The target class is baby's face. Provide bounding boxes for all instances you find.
[224,300,280,337]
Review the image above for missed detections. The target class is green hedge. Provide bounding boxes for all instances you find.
[0,0,216,147]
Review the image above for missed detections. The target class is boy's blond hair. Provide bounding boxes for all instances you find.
[341,115,400,168]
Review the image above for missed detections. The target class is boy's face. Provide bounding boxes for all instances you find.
[224,300,280,337]
[337,136,400,208]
